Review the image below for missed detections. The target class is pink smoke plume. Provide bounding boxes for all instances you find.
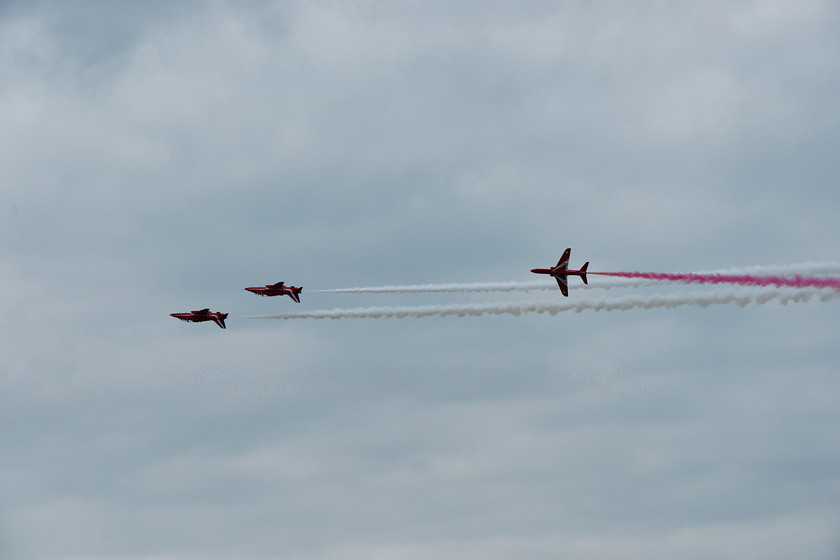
[594,272,840,291]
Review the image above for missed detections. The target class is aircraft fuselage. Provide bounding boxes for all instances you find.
[530,267,587,277]
[244,283,302,302]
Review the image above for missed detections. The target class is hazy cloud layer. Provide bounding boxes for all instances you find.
[2,1,839,559]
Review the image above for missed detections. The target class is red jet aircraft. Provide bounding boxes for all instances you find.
[244,281,302,303]
[531,248,589,296]
[170,308,228,329]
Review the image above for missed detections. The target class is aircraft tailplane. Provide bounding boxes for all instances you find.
[580,262,589,284]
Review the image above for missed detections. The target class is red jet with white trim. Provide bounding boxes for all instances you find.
[170,308,228,329]
[244,281,302,303]
[531,248,589,297]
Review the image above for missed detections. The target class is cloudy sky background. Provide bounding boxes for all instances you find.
[2,1,839,558]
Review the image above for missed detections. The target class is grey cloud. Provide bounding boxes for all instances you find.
[2,1,839,559]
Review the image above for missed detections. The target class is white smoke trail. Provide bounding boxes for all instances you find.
[252,286,839,320]
[312,261,840,295]
[314,279,640,294]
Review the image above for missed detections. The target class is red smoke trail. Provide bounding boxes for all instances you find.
[592,272,840,291]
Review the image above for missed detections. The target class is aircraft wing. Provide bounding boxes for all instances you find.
[554,275,569,296]
[554,248,571,271]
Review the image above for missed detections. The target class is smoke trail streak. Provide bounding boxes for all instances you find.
[703,261,840,276]
[596,272,840,291]
[314,278,646,294]
[312,262,840,294]
[252,287,838,320]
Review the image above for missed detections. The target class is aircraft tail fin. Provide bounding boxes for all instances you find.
[217,313,228,329]
[580,262,589,284]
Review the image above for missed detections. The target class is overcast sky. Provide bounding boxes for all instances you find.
[2,1,840,559]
